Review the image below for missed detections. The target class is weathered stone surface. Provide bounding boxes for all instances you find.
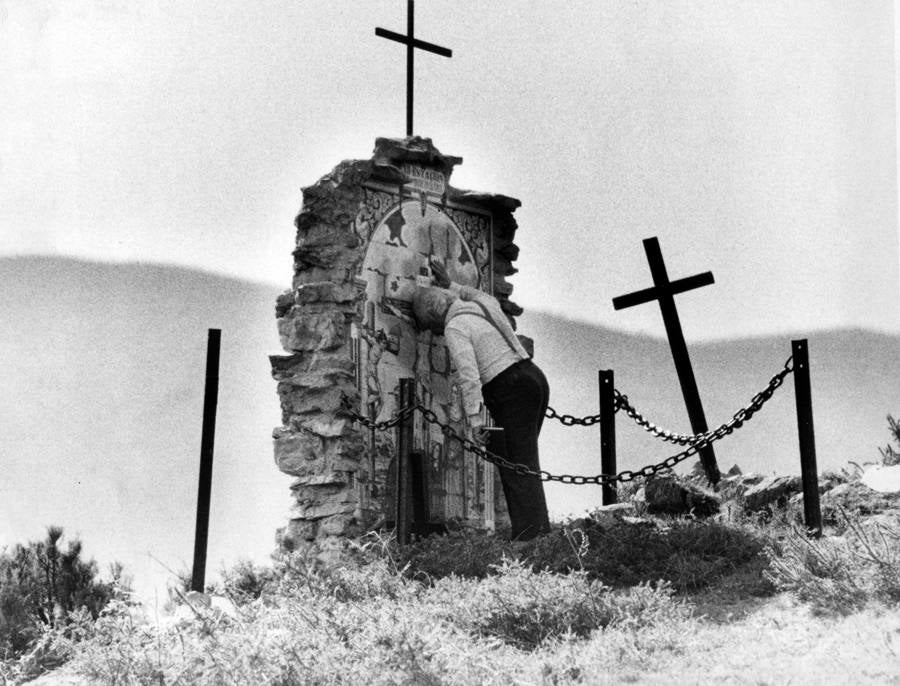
[492,276,514,295]
[372,136,462,176]
[292,472,349,487]
[496,243,520,261]
[293,281,359,305]
[270,351,355,381]
[295,223,360,249]
[820,480,900,520]
[276,382,347,421]
[293,243,359,271]
[490,213,519,242]
[292,495,358,520]
[280,519,318,549]
[292,267,355,290]
[274,428,363,477]
[296,416,354,438]
[273,430,323,476]
[318,513,365,537]
[450,190,521,213]
[644,473,721,517]
[275,290,295,318]
[497,261,518,277]
[500,299,523,317]
[742,475,802,513]
[278,310,348,352]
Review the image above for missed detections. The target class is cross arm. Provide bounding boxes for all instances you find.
[612,271,715,310]
[374,28,453,57]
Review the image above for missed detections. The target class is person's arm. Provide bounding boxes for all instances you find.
[443,325,485,429]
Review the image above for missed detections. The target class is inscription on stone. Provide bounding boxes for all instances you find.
[401,163,446,195]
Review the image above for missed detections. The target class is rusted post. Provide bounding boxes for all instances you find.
[599,369,617,505]
[410,450,429,537]
[192,328,220,592]
[792,339,822,538]
[395,378,415,544]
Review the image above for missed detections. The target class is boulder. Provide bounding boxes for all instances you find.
[820,480,900,522]
[741,475,802,513]
[643,473,721,517]
[861,464,900,493]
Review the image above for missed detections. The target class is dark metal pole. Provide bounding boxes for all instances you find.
[599,370,617,505]
[192,328,220,592]
[643,238,720,484]
[410,450,429,537]
[396,378,415,544]
[792,339,822,537]
[406,0,414,135]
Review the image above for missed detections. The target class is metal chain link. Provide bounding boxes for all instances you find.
[615,355,794,445]
[340,394,417,432]
[544,406,603,427]
[339,355,795,485]
[416,403,710,485]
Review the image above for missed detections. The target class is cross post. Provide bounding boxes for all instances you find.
[612,237,721,484]
[376,0,452,136]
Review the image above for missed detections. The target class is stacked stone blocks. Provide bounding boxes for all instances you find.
[271,137,523,554]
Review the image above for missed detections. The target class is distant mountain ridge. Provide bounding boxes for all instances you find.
[1,256,897,595]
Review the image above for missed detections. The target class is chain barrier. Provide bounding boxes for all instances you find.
[340,395,417,432]
[416,403,709,485]
[340,355,795,485]
[615,355,794,446]
[544,406,603,427]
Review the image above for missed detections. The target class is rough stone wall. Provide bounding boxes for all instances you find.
[271,137,523,555]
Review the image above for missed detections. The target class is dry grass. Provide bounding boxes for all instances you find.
[2,508,899,685]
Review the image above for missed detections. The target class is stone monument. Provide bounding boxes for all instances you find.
[271,136,526,554]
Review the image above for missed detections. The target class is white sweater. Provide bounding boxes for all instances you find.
[443,284,529,424]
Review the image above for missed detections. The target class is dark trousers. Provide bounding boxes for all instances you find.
[482,359,552,540]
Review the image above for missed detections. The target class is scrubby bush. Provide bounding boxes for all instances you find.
[878,414,900,465]
[393,515,769,593]
[26,548,692,685]
[428,558,685,649]
[766,512,900,614]
[0,527,124,660]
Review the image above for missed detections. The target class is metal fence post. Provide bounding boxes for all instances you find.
[192,328,220,592]
[410,450,429,537]
[792,339,822,538]
[599,369,617,505]
[395,378,415,545]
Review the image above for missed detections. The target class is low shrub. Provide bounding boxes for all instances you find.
[428,558,685,649]
[765,512,900,614]
[878,414,900,465]
[394,515,769,593]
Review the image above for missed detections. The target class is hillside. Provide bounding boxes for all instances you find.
[0,257,288,597]
[1,256,897,597]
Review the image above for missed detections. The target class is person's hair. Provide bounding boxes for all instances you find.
[412,288,451,332]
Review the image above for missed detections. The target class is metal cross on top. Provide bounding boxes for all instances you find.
[612,237,721,484]
[376,0,452,136]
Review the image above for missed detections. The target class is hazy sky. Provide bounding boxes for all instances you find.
[1,0,898,340]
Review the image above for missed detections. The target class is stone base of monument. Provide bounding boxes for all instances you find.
[271,137,523,557]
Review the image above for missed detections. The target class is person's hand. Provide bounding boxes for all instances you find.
[475,427,494,445]
[429,257,451,288]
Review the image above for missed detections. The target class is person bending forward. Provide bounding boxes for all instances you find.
[411,262,551,540]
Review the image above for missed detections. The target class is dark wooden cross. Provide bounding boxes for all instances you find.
[612,237,721,484]
[376,0,452,136]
